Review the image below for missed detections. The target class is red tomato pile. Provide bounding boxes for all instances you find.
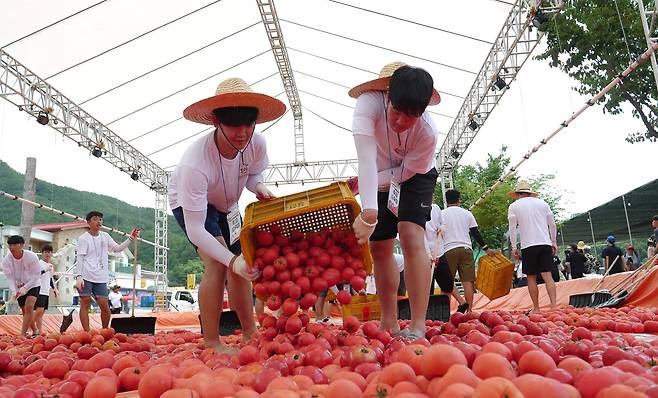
[3,306,658,397]
[252,225,367,312]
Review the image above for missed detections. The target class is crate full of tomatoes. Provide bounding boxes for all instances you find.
[240,182,373,312]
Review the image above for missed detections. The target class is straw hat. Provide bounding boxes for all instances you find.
[577,241,587,250]
[507,180,539,199]
[348,62,441,105]
[183,78,286,125]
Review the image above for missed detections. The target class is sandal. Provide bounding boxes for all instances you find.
[457,303,469,313]
[396,328,425,340]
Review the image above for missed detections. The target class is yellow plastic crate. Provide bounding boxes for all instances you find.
[341,294,380,321]
[475,252,514,300]
[241,181,373,275]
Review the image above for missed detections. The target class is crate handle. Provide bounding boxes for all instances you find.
[283,192,311,213]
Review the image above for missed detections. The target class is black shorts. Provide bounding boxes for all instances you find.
[371,168,439,241]
[172,204,241,256]
[430,255,455,294]
[521,245,554,275]
[35,294,49,310]
[17,287,40,308]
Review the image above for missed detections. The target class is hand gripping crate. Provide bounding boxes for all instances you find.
[475,252,515,300]
[240,181,373,277]
[341,294,380,321]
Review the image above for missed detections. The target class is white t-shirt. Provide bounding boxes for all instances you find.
[38,260,53,295]
[75,231,131,283]
[425,204,446,258]
[365,274,377,294]
[108,291,122,309]
[168,131,269,213]
[352,92,439,190]
[1,250,41,294]
[508,197,556,249]
[442,206,478,252]
[393,253,405,272]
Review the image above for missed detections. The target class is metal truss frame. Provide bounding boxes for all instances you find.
[256,0,306,164]
[436,0,564,204]
[0,49,170,309]
[263,159,358,185]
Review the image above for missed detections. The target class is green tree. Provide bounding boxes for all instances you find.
[168,259,205,286]
[536,0,658,142]
[435,147,564,250]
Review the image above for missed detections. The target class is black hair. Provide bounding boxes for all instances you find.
[212,107,258,127]
[570,243,577,251]
[445,189,461,205]
[86,211,103,221]
[42,245,54,252]
[388,66,433,117]
[653,215,658,221]
[7,235,25,245]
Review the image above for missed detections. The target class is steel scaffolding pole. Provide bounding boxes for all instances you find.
[256,0,306,164]
[637,0,658,94]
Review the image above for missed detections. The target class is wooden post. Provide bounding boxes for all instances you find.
[19,157,37,244]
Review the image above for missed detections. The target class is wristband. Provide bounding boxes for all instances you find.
[358,213,378,228]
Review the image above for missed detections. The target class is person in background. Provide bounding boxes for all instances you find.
[582,244,598,274]
[425,203,459,309]
[394,253,406,296]
[2,235,42,336]
[601,236,624,275]
[75,211,140,331]
[569,242,588,279]
[514,258,527,288]
[442,189,494,313]
[561,249,571,280]
[507,181,558,314]
[33,245,58,335]
[108,285,123,314]
[648,214,657,258]
[624,244,640,271]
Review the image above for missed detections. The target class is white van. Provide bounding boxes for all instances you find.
[168,289,199,311]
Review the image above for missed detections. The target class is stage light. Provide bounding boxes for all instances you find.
[36,111,49,125]
[130,171,139,181]
[451,150,460,159]
[532,9,549,28]
[494,76,507,91]
[469,119,479,131]
[91,147,103,158]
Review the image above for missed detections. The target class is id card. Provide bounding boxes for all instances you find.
[227,204,242,245]
[387,180,401,216]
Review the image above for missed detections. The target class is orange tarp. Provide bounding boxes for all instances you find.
[452,268,656,312]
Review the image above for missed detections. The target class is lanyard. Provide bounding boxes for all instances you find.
[382,94,410,180]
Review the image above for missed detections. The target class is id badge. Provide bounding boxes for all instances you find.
[227,204,242,245]
[387,180,401,216]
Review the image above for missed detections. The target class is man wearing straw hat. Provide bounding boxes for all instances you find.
[168,78,285,353]
[507,181,558,314]
[349,62,441,339]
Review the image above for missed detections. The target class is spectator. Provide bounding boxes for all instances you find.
[394,253,406,296]
[582,244,599,274]
[624,244,641,271]
[601,236,624,275]
[515,258,527,287]
[569,243,588,279]
[648,215,658,259]
[425,204,459,309]
[108,285,123,314]
[561,249,571,280]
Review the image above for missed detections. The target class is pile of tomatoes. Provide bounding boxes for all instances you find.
[252,225,368,313]
[3,305,658,397]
